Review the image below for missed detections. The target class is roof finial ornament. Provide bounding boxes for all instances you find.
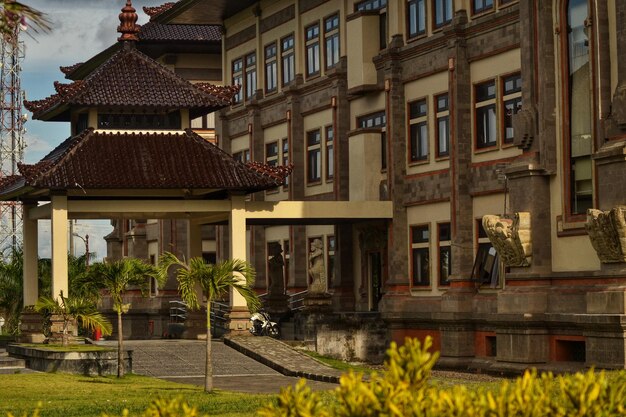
[117,0,140,42]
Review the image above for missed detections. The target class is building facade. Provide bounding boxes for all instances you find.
[108,0,626,369]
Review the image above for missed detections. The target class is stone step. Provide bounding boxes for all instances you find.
[0,366,36,374]
[0,356,25,368]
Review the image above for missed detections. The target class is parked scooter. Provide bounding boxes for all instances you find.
[249,310,279,337]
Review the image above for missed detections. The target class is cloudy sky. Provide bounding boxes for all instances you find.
[20,0,159,260]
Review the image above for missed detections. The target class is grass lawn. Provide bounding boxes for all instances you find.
[0,373,275,417]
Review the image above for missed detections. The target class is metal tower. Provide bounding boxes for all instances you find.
[0,27,26,252]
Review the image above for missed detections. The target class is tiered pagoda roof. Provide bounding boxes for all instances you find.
[0,129,289,194]
[60,1,221,81]
[24,44,236,121]
[0,0,291,199]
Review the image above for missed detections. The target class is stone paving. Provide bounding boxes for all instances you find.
[224,336,344,383]
[98,339,338,394]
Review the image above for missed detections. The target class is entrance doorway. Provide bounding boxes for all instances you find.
[368,251,384,311]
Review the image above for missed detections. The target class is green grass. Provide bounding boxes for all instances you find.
[0,373,275,417]
[15,344,114,352]
[299,350,377,375]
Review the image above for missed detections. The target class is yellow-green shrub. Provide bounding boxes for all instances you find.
[257,336,626,417]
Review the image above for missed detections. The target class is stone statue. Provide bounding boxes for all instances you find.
[586,206,626,263]
[308,238,327,294]
[482,212,532,267]
[268,243,285,295]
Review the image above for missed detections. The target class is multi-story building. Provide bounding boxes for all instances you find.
[202,0,626,370]
[71,0,626,370]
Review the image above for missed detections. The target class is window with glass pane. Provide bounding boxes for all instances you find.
[438,223,451,286]
[266,142,278,167]
[233,149,250,163]
[472,0,493,14]
[567,0,592,215]
[472,219,499,286]
[245,53,256,99]
[232,58,243,103]
[409,99,428,162]
[408,0,426,38]
[307,130,322,182]
[411,225,430,286]
[324,14,340,69]
[305,23,320,77]
[502,73,521,144]
[475,80,497,148]
[325,126,334,179]
[355,0,387,11]
[435,93,450,157]
[265,43,277,93]
[281,34,295,86]
[433,0,453,28]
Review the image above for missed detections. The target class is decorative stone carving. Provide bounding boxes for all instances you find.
[586,207,626,263]
[482,212,532,267]
[308,238,327,294]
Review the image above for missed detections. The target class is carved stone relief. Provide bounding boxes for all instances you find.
[586,206,626,263]
[482,212,532,267]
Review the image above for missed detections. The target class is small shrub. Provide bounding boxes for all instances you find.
[257,336,626,417]
[104,398,206,417]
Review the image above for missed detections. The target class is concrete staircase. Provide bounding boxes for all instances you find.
[0,348,29,374]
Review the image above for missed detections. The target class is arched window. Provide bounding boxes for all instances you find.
[566,0,593,214]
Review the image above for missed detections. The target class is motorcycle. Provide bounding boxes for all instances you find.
[249,310,279,337]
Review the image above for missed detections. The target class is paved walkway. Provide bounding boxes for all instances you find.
[98,339,338,394]
[225,336,343,383]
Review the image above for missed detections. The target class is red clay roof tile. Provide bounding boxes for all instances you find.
[143,2,177,20]
[138,22,221,42]
[12,129,289,192]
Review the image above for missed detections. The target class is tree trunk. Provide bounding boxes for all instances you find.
[205,301,212,392]
[117,310,124,378]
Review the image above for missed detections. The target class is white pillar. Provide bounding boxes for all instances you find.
[51,195,69,300]
[229,195,248,309]
[22,204,39,305]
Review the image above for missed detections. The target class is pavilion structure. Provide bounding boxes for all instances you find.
[0,0,392,336]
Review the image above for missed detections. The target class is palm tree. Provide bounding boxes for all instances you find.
[158,252,260,393]
[0,0,50,37]
[83,258,162,378]
[34,292,112,346]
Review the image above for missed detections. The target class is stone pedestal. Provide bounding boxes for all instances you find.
[226,306,252,336]
[497,328,549,364]
[303,293,332,312]
[18,311,45,343]
[48,315,78,345]
[182,309,206,339]
[266,293,290,318]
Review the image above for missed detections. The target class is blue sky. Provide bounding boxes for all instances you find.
[21,0,157,260]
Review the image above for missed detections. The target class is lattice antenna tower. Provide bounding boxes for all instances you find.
[0,26,26,253]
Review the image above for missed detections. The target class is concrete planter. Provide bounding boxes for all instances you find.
[7,344,132,376]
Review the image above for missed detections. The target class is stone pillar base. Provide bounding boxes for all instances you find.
[496,328,548,364]
[226,306,252,336]
[266,293,290,318]
[48,315,77,345]
[441,286,476,313]
[18,311,45,343]
[303,293,332,312]
[182,310,207,339]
